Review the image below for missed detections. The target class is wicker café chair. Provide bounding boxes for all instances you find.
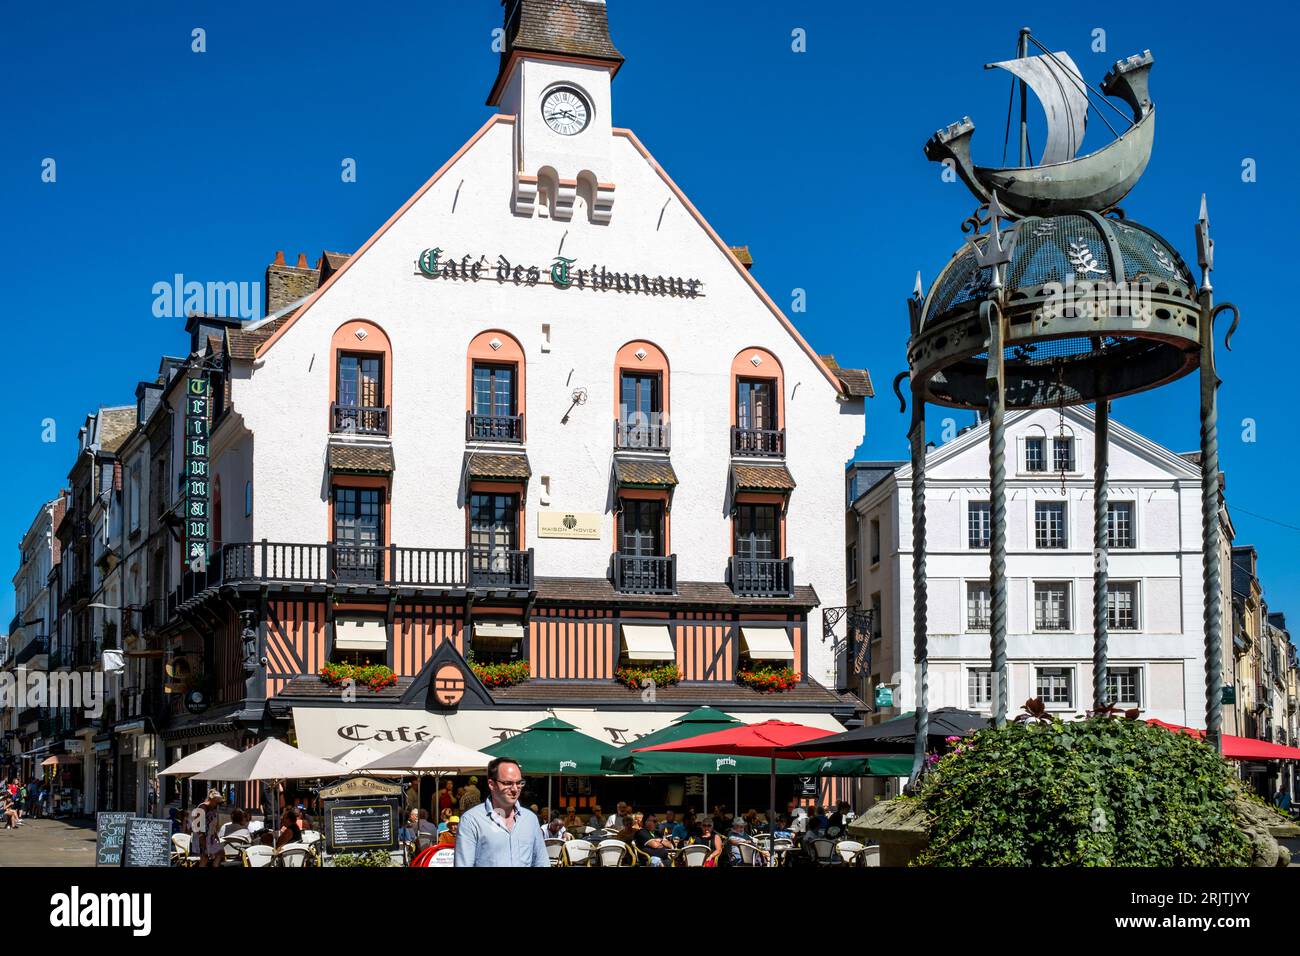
[561,839,595,867]
[595,839,635,867]
[242,845,275,868]
[679,845,711,867]
[171,833,201,868]
[544,838,567,866]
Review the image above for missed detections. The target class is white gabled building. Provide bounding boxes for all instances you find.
[848,405,1207,727]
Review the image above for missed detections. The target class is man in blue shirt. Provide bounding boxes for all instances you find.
[454,757,549,867]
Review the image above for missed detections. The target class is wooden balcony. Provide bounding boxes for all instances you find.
[614,418,670,452]
[169,541,534,607]
[729,556,794,598]
[331,402,390,437]
[466,412,524,443]
[612,553,677,595]
[731,426,785,457]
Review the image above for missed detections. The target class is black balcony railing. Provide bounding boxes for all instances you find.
[15,638,48,665]
[731,426,785,457]
[1034,618,1072,631]
[168,541,530,609]
[466,411,524,443]
[613,553,677,595]
[75,640,98,669]
[614,418,670,451]
[61,578,89,608]
[468,548,534,590]
[331,402,390,437]
[729,556,794,597]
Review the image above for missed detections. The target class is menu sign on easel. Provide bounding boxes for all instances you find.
[95,812,134,866]
[122,818,173,867]
[324,798,399,854]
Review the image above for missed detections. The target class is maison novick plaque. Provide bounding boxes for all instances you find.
[325,798,399,854]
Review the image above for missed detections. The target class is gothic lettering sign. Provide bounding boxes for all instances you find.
[416,248,705,298]
[183,376,211,568]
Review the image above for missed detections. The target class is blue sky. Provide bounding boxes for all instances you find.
[0,0,1295,628]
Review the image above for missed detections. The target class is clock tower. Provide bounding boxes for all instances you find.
[487,0,624,223]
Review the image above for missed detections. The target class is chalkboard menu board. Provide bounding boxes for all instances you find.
[95,812,134,867]
[325,798,399,854]
[122,817,173,868]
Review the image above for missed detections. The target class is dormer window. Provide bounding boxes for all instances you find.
[1025,436,1046,472]
[1052,436,1075,472]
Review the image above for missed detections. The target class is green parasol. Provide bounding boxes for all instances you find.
[481,717,621,776]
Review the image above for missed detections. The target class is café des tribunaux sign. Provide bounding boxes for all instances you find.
[416,247,705,298]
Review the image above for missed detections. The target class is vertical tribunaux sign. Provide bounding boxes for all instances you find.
[184,376,211,567]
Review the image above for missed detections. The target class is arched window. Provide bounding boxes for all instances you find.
[613,340,669,450]
[730,347,785,457]
[466,331,526,443]
[330,321,393,436]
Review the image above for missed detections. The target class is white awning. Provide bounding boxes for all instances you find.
[620,624,675,662]
[739,626,795,662]
[334,618,387,652]
[473,622,525,645]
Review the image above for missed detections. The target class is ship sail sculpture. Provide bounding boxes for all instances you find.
[925,48,1155,216]
[899,32,1238,785]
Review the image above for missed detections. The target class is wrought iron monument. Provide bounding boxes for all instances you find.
[896,29,1239,782]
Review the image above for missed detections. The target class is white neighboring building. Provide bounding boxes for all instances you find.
[848,405,1207,727]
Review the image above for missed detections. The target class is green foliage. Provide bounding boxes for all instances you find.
[914,716,1253,867]
[329,850,395,867]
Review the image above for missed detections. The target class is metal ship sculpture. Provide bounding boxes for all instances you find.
[925,43,1155,216]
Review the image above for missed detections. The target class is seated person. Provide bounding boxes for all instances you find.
[632,813,672,867]
[542,815,572,842]
[691,818,724,866]
[218,809,252,844]
[438,816,459,847]
[275,808,303,850]
[1,795,21,829]
[728,817,767,865]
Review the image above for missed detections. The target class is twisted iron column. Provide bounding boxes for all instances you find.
[983,301,1008,725]
[1093,398,1110,711]
[909,379,930,783]
[1198,287,1223,752]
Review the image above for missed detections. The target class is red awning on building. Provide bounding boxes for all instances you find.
[1147,719,1300,761]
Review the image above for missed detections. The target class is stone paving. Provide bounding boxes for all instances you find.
[0,816,97,867]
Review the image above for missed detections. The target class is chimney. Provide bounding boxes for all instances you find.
[265,248,322,317]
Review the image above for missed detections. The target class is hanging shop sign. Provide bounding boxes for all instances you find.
[874,685,894,709]
[183,376,211,568]
[537,511,602,540]
[416,248,704,298]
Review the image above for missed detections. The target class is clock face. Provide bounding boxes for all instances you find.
[541,87,591,136]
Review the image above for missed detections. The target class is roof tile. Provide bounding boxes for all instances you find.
[732,462,796,492]
[464,451,531,481]
[328,443,395,475]
[613,456,678,487]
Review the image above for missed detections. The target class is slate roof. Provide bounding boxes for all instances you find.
[534,576,819,609]
[490,677,846,707]
[464,451,531,481]
[98,407,138,453]
[732,462,796,492]
[504,0,623,63]
[613,456,678,487]
[226,316,291,360]
[328,443,395,475]
[819,354,875,398]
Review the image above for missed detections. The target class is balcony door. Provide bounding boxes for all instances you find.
[735,503,779,560]
[471,362,516,440]
[470,493,519,580]
[337,354,383,433]
[619,499,665,591]
[736,379,777,432]
[333,487,383,581]
[619,372,662,447]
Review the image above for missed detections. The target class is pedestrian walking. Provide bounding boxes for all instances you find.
[453,757,547,867]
